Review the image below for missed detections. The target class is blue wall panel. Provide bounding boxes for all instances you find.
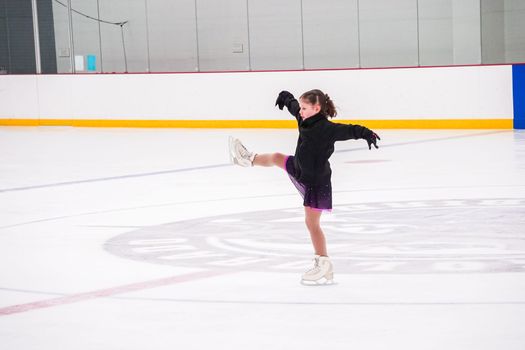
[513,64,525,129]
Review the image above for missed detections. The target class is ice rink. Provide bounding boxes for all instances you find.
[1,127,524,349]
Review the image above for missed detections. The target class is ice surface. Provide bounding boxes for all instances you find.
[0,127,524,350]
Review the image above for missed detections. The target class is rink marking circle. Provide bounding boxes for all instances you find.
[105,198,525,274]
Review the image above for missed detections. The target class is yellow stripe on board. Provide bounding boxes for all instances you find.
[0,119,513,129]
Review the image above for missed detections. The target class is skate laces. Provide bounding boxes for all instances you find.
[237,142,251,159]
[306,258,321,275]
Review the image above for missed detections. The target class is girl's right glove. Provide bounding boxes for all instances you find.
[275,90,294,110]
[363,129,381,150]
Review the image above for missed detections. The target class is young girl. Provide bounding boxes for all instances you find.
[229,89,380,284]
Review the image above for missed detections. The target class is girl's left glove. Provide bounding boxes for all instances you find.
[275,91,294,110]
[363,129,380,150]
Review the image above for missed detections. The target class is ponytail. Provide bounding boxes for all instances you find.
[324,94,337,118]
[300,89,338,118]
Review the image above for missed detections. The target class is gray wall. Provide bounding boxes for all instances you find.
[0,0,36,74]
[2,0,525,74]
[148,0,197,72]
[0,2,7,73]
[37,0,57,73]
[481,0,525,63]
[0,0,56,74]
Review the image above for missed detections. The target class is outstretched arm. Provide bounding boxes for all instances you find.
[275,91,301,122]
[331,122,381,150]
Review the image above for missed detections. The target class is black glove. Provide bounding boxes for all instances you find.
[363,129,380,150]
[275,90,294,110]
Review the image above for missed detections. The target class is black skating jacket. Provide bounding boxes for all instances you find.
[282,95,372,186]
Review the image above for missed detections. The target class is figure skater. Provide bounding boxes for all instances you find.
[229,89,380,284]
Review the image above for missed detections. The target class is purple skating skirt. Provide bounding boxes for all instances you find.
[284,156,332,212]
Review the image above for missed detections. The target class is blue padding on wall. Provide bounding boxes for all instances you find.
[513,65,525,129]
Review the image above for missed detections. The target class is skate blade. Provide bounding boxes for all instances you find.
[300,278,336,286]
[228,136,236,164]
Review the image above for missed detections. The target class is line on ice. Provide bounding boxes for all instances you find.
[0,130,508,194]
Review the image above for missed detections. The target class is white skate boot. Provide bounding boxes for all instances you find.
[301,255,334,285]
[229,136,256,167]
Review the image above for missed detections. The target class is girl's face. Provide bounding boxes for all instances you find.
[299,98,321,120]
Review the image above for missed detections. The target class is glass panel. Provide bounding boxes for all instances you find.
[419,0,454,66]
[51,0,72,73]
[1,0,36,74]
[196,0,249,71]
[70,0,101,73]
[504,0,525,62]
[302,0,359,69]
[248,0,303,70]
[37,0,58,74]
[451,0,481,64]
[0,3,8,74]
[147,0,197,72]
[99,0,148,73]
[482,0,507,63]
[419,0,481,66]
[359,0,419,68]
[18,0,525,74]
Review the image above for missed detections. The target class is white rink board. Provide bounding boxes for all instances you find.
[0,65,514,120]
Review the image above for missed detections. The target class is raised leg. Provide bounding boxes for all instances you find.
[253,153,287,170]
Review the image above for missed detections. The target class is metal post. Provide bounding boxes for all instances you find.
[416,0,420,66]
[246,0,251,70]
[66,0,76,73]
[120,23,128,72]
[194,0,200,71]
[357,0,361,68]
[97,0,103,72]
[145,0,151,72]
[300,0,305,69]
[31,0,42,73]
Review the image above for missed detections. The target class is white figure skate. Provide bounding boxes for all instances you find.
[229,136,256,167]
[301,255,335,285]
